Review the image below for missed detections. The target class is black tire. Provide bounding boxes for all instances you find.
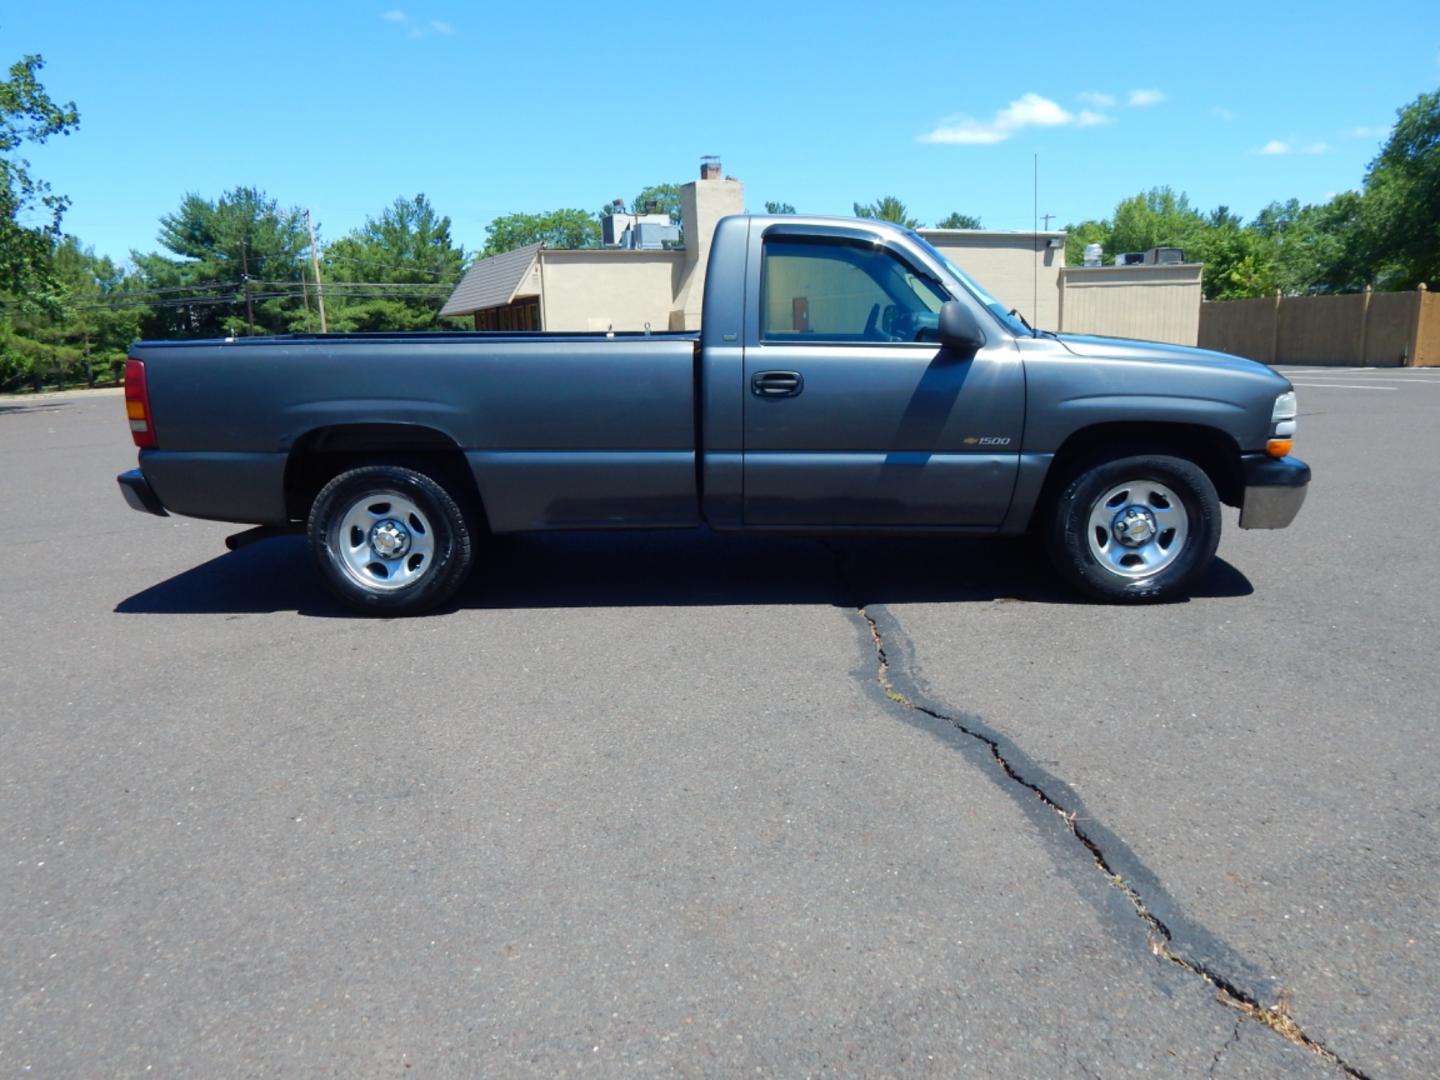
[1044,453,1220,603]
[307,465,474,616]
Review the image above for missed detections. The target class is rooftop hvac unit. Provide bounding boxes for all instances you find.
[628,222,681,250]
[601,212,677,248]
[1146,246,1184,265]
[1114,252,1146,266]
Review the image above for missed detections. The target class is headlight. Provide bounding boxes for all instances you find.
[1267,391,1297,455]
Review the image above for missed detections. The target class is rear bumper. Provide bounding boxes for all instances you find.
[1238,455,1309,529]
[117,468,169,517]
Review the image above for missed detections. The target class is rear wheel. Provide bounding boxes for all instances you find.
[1045,454,1220,602]
[307,465,473,615]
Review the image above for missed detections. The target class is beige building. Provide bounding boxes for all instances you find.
[442,162,1203,346]
[440,160,743,333]
[920,229,1065,331]
[1058,263,1204,346]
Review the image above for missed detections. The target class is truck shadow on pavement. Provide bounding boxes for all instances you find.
[115,529,1254,617]
[0,399,74,415]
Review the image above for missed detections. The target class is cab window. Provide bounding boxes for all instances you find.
[760,237,949,343]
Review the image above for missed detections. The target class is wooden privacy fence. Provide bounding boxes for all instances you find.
[1198,285,1440,367]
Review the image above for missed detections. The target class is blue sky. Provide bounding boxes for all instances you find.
[7,1,1438,264]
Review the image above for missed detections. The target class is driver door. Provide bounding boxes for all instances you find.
[742,232,1024,527]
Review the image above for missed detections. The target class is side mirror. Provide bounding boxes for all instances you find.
[938,301,986,353]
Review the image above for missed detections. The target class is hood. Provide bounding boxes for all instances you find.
[1054,333,1278,380]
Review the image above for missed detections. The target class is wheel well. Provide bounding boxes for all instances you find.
[1029,422,1243,529]
[284,424,486,528]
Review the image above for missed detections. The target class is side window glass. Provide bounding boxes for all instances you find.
[761,238,949,343]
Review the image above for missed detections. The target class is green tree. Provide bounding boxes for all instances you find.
[764,201,796,214]
[633,183,683,221]
[1358,89,1440,288]
[0,237,144,390]
[1107,187,1205,255]
[1064,188,1277,299]
[1249,198,1350,295]
[853,196,921,229]
[483,208,599,256]
[1062,218,1111,269]
[935,212,982,229]
[1190,208,1276,300]
[1,54,79,308]
[134,186,309,338]
[323,194,466,331]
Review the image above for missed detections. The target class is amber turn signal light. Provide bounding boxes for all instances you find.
[1266,438,1293,458]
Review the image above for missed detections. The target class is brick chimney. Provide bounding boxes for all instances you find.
[700,155,722,181]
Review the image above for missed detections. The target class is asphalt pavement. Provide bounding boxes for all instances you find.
[3,369,1437,1078]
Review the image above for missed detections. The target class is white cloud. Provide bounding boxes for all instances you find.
[1078,91,1116,108]
[919,92,1111,145]
[1127,89,1166,107]
[1256,139,1329,155]
[921,122,1008,145]
[1211,106,1235,122]
[382,9,455,36]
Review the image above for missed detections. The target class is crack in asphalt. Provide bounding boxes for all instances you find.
[1209,1019,1242,1077]
[854,604,1371,1077]
[814,540,1373,1077]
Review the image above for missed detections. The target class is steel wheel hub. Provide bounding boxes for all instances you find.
[1111,506,1157,547]
[1086,480,1189,579]
[369,519,412,559]
[333,491,435,592]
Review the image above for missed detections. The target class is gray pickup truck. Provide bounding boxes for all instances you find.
[117,214,1309,615]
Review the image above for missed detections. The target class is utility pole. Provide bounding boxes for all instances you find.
[305,208,328,333]
[1040,212,1055,230]
[299,263,312,331]
[240,238,255,335]
[1032,154,1039,335]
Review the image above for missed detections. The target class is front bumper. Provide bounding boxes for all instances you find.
[117,468,169,517]
[1238,455,1309,529]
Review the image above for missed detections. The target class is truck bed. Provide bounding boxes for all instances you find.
[130,333,702,530]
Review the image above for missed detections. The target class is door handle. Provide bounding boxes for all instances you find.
[751,370,804,397]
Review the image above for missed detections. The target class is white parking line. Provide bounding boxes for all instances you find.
[1287,377,1440,384]
[1278,368,1440,379]
[1288,382,1396,390]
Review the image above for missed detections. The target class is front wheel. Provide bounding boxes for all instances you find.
[1045,454,1220,603]
[307,465,474,616]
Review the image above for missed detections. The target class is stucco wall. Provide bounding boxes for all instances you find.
[537,251,684,332]
[1059,264,1203,346]
[921,231,1064,331]
[670,177,746,330]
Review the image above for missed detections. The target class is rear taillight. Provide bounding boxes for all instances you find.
[124,358,157,449]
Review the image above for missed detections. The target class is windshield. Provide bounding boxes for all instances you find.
[909,233,1034,337]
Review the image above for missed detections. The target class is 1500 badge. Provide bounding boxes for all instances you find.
[963,436,1012,446]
